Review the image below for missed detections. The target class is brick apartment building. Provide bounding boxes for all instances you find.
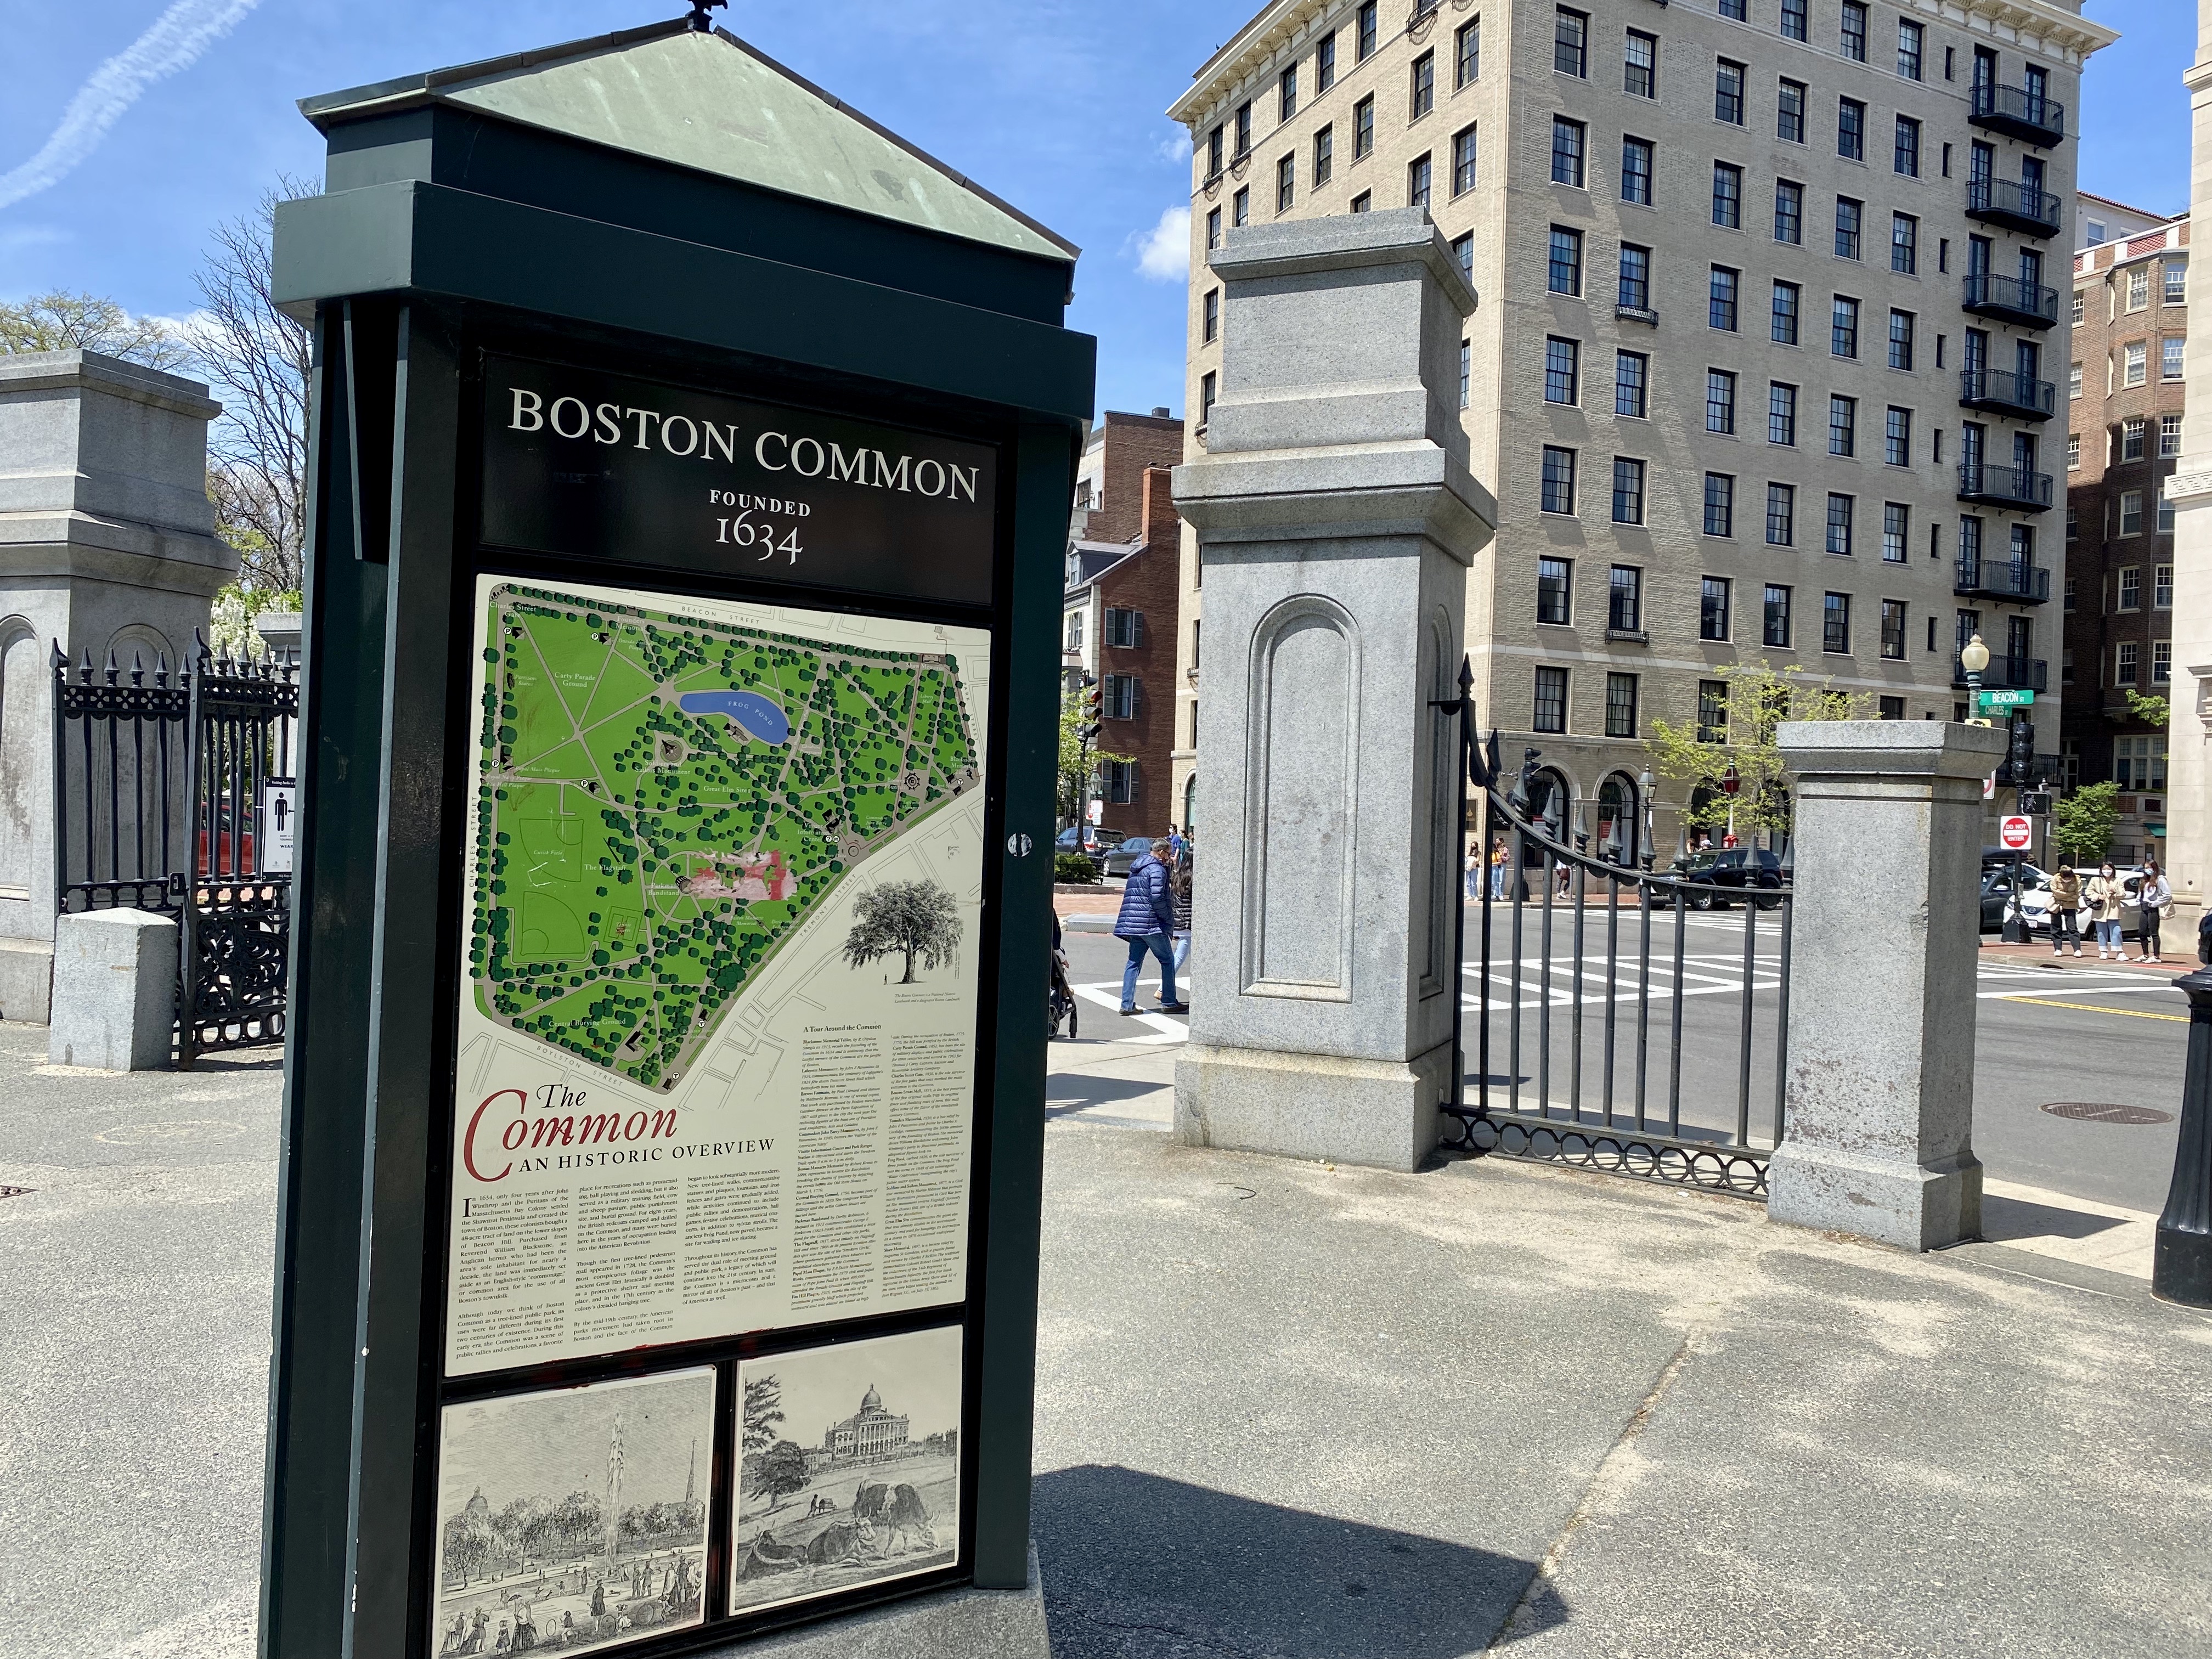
[1063,409,1187,833]
[2066,204,2186,866]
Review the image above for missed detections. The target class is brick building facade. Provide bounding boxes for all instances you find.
[2066,208,2186,865]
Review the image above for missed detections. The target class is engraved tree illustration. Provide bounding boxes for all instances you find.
[841,880,963,985]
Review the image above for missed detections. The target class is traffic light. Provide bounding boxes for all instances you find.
[1080,673,1103,743]
[2006,717,2034,788]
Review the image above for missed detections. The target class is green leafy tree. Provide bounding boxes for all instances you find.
[2051,780,2120,865]
[0,290,189,370]
[751,1440,810,1510]
[842,879,963,984]
[1645,659,1876,838]
[2125,691,2171,729]
[1058,695,1130,823]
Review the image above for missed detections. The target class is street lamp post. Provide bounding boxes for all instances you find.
[2155,968,2212,1307]
[1960,631,1991,721]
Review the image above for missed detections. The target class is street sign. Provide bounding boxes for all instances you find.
[1977,689,2036,709]
[258,776,296,874]
[2000,815,2033,851]
[2019,790,2055,816]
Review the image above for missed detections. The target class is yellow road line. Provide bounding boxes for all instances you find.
[2001,995,2188,1023]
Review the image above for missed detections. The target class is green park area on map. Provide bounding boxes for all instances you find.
[470,585,980,1091]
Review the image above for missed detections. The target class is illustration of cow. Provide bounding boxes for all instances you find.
[879,1485,936,1556]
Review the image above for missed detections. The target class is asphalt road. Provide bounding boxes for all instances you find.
[1062,898,2191,1215]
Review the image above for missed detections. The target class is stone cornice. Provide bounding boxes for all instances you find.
[1917,0,2119,65]
[0,349,220,422]
[2165,468,2212,504]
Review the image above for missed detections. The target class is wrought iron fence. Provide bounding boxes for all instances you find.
[52,640,298,1062]
[1437,676,1795,1199]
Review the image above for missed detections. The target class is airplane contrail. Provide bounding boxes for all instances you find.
[0,0,263,213]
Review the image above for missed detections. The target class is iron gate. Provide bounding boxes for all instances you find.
[54,640,298,1063]
[1438,667,1795,1198]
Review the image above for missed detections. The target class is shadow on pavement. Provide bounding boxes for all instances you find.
[1034,1464,1564,1657]
[1045,1075,1170,1119]
[1981,1188,2132,1242]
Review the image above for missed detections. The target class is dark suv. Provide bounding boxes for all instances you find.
[1655,847,1787,910]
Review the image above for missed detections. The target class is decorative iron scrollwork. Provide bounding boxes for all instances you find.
[1438,1105,1770,1199]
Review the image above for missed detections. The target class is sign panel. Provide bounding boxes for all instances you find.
[445,576,990,1378]
[1999,815,2033,851]
[481,357,998,608]
[1977,689,2036,709]
[260,777,297,874]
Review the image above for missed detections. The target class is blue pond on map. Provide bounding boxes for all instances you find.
[676,689,793,744]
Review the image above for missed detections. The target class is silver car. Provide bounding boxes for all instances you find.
[1101,836,1156,878]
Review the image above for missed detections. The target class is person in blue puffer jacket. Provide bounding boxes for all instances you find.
[1114,837,1186,1015]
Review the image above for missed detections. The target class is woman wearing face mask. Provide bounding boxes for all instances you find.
[2083,862,2125,961]
[2135,858,2174,964]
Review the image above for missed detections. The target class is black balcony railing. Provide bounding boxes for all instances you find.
[1955,558,2052,603]
[1970,82,2066,144]
[1953,654,2049,693]
[1958,366,2056,421]
[1962,271,2060,329]
[1957,461,2054,511]
[1966,177,2063,238]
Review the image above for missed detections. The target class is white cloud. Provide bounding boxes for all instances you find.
[1155,128,1193,166]
[0,0,263,214]
[1131,205,1192,282]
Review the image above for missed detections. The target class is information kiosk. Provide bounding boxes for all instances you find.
[261,19,1092,1658]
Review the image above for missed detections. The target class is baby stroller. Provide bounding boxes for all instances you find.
[1049,917,1077,1039]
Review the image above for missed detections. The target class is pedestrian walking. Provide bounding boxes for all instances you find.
[2084,862,2125,959]
[1114,834,1184,1014]
[1170,847,1193,975]
[1489,837,1509,900]
[1464,844,1480,900]
[2047,862,2083,957]
[2136,859,2174,963]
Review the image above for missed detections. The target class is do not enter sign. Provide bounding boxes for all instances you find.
[2000,815,2033,851]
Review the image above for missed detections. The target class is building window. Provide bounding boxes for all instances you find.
[1772,280,1801,345]
[1884,407,1911,466]
[1881,599,1907,659]
[1879,695,1906,720]
[2165,336,2187,381]
[1545,337,1581,404]
[1280,64,1298,121]
[1772,179,1804,245]
[1533,666,1569,733]
[2124,417,2147,461]
[1355,96,1376,158]
[1541,446,1577,514]
[2166,259,2187,304]
[1625,30,1657,99]
[1617,244,1651,313]
[1769,383,1798,447]
[1824,592,1852,653]
[2121,493,2145,538]
[1206,207,1222,250]
[1549,226,1583,295]
[1103,673,1138,719]
[1883,502,1910,562]
[1408,153,1431,208]
[1555,7,1589,77]
[1452,126,1478,195]
[1766,482,1796,545]
[1451,232,1474,281]
[1705,472,1735,537]
[1697,680,1729,743]
[1350,191,1372,213]
[2130,266,2151,311]
[1894,116,1921,178]
[1553,117,1586,187]
[2125,341,2148,387]
[1207,125,1224,180]
[1200,371,1217,426]
[1104,607,1142,648]
[1781,0,1807,41]
[1701,576,1732,641]
[1713,162,1743,229]
[1615,349,1650,418]
[1318,31,1338,92]
[1233,187,1250,227]
[1832,296,1860,358]
[2160,491,2177,535]
[1203,289,1220,343]
[1898,19,1923,79]
[1537,556,1574,624]
[1841,1,1868,61]
[1711,266,1740,332]
[1609,566,1643,631]
[1778,78,1807,144]
[1763,584,1792,646]
[1834,196,1862,259]
[1892,213,1917,274]
[1235,101,1253,159]
[2163,413,2185,457]
[2156,563,2175,608]
[1412,51,1436,120]
[1620,136,1654,205]
[2156,642,2174,684]
[1277,154,1296,212]
[1357,0,1378,59]
[1605,673,1639,738]
[2117,641,2138,686]
[1455,18,1479,87]
[1315,126,1334,187]
[1719,0,1746,17]
[2073,291,2086,325]
[1826,493,1854,555]
[2069,362,2083,400]
[1708,369,1738,434]
[1838,98,1865,162]
[1612,457,1647,524]
[1065,609,1084,651]
[1716,60,1746,126]
[1888,309,1915,371]
[1828,394,1857,457]
[1102,759,1137,803]
[2066,436,2080,471]
[1460,338,1470,409]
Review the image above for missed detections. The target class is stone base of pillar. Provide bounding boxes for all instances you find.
[0,938,54,1024]
[1768,1143,1983,1252]
[1174,1039,1452,1173]
[702,1543,1048,1657]
[49,909,176,1070]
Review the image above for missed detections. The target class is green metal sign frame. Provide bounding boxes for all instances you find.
[259,24,1092,1659]
[1976,689,2036,708]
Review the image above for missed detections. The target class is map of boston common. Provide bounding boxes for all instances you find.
[471,583,980,1091]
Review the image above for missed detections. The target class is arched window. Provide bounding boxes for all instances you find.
[1596,772,1640,866]
[1182,772,1198,833]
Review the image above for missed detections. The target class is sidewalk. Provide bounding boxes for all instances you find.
[2,1023,2208,1657]
[1977,938,2191,974]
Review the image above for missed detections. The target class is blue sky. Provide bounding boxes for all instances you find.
[0,0,2188,420]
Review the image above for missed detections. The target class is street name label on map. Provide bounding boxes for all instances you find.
[480,357,997,607]
[444,576,991,1378]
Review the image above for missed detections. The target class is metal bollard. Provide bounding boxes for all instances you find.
[2153,968,2212,1307]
